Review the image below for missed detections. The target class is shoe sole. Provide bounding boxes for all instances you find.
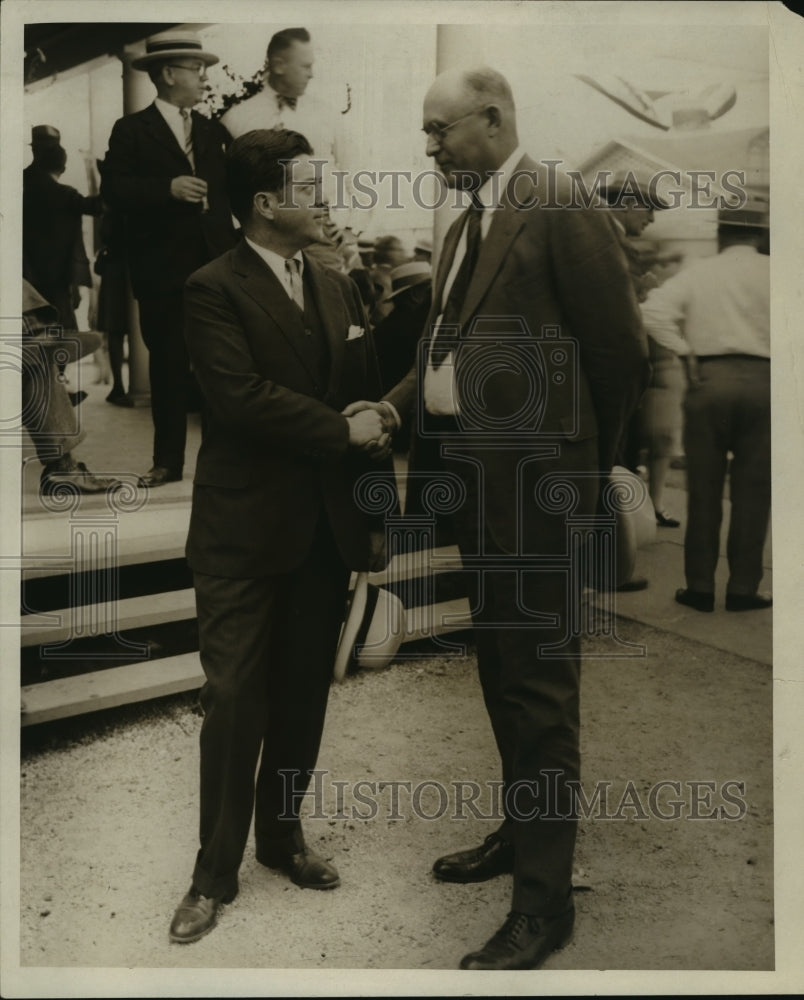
[433,866,514,883]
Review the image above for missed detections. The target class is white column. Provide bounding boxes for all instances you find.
[116,47,154,403]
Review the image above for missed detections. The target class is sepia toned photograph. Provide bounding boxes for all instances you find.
[1,1,801,996]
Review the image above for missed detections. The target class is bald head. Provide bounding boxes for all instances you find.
[423,66,518,188]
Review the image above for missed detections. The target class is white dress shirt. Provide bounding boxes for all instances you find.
[244,237,304,304]
[424,146,524,416]
[640,245,769,358]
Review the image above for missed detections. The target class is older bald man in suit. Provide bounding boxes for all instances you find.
[350,66,647,970]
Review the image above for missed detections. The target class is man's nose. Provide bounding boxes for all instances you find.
[425,133,440,157]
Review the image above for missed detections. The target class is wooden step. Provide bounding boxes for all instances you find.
[20,597,473,726]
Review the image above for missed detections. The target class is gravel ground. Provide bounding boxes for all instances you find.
[17,619,773,983]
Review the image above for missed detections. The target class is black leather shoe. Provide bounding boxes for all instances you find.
[169,884,237,944]
[256,845,340,890]
[726,592,773,612]
[138,465,182,488]
[675,587,714,613]
[656,510,681,528]
[432,831,514,883]
[460,907,575,970]
[40,461,119,496]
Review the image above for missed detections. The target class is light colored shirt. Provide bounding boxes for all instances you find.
[640,245,769,358]
[424,146,524,416]
[154,98,192,162]
[221,85,339,169]
[244,236,304,304]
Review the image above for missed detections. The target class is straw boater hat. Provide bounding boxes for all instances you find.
[332,573,406,682]
[599,173,672,211]
[131,31,219,71]
[385,261,432,300]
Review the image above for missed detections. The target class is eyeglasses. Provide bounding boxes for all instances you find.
[421,108,484,143]
[167,63,207,76]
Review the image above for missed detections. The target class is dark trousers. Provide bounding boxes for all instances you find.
[682,357,770,596]
[441,436,598,916]
[137,293,192,471]
[191,516,350,899]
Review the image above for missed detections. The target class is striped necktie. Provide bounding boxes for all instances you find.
[285,257,305,312]
[179,108,195,169]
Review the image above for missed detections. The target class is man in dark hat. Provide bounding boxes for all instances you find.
[23,126,102,336]
[100,31,236,488]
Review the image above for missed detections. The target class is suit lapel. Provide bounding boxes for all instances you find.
[303,254,349,400]
[231,241,316,380]
[142,103,193,168]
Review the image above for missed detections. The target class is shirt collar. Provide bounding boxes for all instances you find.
[475,145,524,210]
[154,97,185,121]
[245,236,304,282]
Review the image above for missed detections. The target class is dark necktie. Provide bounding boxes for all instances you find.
[277,94,298,111]
[285,257,305,312]
[431,194,484,369]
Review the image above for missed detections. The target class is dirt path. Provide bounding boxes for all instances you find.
[18,619,772,978]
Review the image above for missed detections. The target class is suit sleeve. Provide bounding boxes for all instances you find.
[184,273,349,459]
[101,117,175,210]
[549,205,650,472]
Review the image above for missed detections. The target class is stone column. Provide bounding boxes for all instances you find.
[115,46,153,405]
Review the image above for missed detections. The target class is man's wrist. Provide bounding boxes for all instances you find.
[379,400,401,431]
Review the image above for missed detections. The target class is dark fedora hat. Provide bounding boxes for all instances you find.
[30,124,61,146]
[131,31,219,71]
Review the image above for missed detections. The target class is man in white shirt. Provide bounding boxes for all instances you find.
[221,28,349,268]
[641,217,771,613]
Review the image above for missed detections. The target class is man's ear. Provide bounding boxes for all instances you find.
[253,191,276,221]
[484,104,503,133]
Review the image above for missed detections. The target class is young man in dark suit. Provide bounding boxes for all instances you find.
[100,31,236,488]
[350,66,648,970]
[169,128,394,944]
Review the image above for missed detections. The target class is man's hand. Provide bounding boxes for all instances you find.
[343,400,397,459]
[683,353,701,387]
[170,176,208,203]
[346,407,386,449]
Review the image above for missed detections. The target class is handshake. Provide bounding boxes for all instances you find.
[342,400,398,460]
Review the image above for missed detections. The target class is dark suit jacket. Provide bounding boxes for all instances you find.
[385,154,648,553]
[22,165,101,326]
[184,239,393,578]
[100,103,236,299]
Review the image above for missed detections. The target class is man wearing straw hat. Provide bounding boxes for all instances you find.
[100,31,236,489]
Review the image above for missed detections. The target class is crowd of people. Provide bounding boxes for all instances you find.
[21,24,771,970]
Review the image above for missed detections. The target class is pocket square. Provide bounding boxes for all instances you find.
[347,325,365,341]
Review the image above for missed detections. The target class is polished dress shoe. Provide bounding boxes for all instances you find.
[256,843,340,890]
[726,592,773,612]
[432,831,514,883]
[169,884,237,944]
[138,465,182,488]
[656,510,681,528]
[460,907,575,970]
[675,587,714,613]
[106,390,134,408]
[40,460,119,496]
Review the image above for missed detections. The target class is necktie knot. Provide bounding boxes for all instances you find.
[277,94,298,111]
